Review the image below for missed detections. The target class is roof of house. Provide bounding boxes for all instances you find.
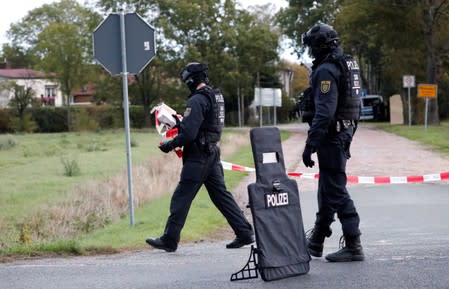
[0,68,47,79]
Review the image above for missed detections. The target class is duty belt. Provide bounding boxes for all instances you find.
[196,140,218,154]
[336,120,355,132]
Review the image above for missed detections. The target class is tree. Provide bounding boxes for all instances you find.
[3,82,35,118]
[6,0,102,130]
[156,0,280,123]
[276,0,342,56]
[336,0,449,124]
[419,0,449,124]
[95,0,281,126]
[279,61,310,97]
[0,45,34,68]
[130,56,178,127]
[7,0,100,53]
[34,22,87,130]
[1,80,38,132]
[90,67,123,105]
[278,0,449,124]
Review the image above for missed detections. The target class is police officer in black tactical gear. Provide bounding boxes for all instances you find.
[301,23,365,262]
[146,62,254,252]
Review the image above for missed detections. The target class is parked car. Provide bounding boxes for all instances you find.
[360,94,385,121]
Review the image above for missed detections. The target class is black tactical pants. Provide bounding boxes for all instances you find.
[161,146,253,247]
[314,127,361,237]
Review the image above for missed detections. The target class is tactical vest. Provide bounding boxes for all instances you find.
[330,54,361,121]
[300,54,361,123]
[196,86,225,144]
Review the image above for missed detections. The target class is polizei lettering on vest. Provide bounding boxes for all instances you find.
[346,59,359,70]
[265,191,289,208]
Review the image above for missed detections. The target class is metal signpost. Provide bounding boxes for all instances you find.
[93,11,156,226]
[402,75,415,126]
[253,88,282,126]
[417,83,437,132]
[273,89,277,126]
[257,72,262,127]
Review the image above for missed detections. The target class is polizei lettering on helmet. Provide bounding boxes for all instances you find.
[265,191,289,208]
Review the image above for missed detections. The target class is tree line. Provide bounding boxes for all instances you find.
[1,0,448,128]
[1,0,300,128]
[277,0,449,124]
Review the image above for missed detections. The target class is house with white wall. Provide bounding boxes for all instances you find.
[0,68,63,107]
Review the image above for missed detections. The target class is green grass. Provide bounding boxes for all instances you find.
[374,120,449,155]
[78,129,291,250]
[1,128,287,257]
[1,240,83,259]
[79,131,260,250]
[0,130,159,222]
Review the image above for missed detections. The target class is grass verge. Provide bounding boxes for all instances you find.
[374,120,449,156]
[1,128,292,259]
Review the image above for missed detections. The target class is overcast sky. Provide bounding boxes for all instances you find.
[0,0,297,62]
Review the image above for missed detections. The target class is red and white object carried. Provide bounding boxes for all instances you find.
[150,103,183,158]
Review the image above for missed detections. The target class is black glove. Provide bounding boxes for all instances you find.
[172,114,181,129]
[159,140,174,153]
[302,144,315,168]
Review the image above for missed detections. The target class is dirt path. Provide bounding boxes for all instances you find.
[230,122,449,211]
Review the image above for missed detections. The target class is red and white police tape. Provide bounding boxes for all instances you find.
[221,161,449,185]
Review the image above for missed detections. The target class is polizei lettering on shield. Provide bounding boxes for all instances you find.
[265,191,289,208]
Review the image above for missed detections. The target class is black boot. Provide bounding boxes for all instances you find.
[145,237,177,252]
[306,228,327,257]
[226,235,254,249]
[325,235,364,262]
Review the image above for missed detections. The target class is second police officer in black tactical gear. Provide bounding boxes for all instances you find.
[300,23,365,262]
[146,62,254,252]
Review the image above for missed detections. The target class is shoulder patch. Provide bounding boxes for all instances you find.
[184,107,192,117]
[320,80,331,94]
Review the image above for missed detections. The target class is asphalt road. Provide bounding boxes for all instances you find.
[2,183,449,289]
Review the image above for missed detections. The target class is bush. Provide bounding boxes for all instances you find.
[9,113,38,133]
[129,106,146,128]
[31,107,68,132]
[0,134,18,150]
[130,137,138,147]
[0,109,12,133]
[61,155,81,177]
[72,109,100,132]
[277,94,296,123]
[1,105,152,133]
[88,105,123,129]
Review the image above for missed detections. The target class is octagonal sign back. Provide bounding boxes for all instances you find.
[93,12,156,76]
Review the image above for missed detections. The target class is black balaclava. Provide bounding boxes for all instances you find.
[180,62,209,94]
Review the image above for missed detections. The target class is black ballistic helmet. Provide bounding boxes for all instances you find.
[180,62,209,93]
[302,23,339,59]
